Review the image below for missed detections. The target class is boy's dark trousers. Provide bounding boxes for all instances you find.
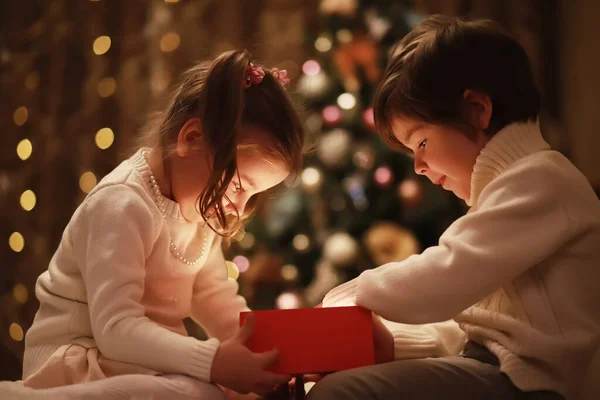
[305,340,565,400]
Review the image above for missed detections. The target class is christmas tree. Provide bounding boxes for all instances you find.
[227,0,468,310]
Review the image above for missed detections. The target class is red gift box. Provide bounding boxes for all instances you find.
[239,306,374,375]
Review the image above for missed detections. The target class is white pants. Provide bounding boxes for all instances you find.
[0,374,226,400]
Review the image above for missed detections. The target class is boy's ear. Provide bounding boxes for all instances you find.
[176,118,203,157]
[462,89,493,131]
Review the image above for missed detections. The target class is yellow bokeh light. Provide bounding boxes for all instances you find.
[9,232,25,252]
[97,77,116,98]
[9,323,24,342]
[79,171,97,193]
[293,234,310,252]
[13,283,29,304]
[93,35,111,55]
[226,261,240,280]
[25,72,40,90]
[13,107,28,126]
[20,190,37,211]
[95,127,115,150]
[315,36,332,52]
[17,139,33,160]
[160,32,181,53]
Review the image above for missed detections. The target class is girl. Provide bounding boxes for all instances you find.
[309,15,600,400]
[18,49,305,399]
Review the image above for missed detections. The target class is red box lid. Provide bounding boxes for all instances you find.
[240,306,374,375]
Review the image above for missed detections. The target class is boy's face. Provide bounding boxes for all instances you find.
[391,116,489,202]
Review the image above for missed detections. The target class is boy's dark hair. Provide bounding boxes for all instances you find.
[374,15,541,151]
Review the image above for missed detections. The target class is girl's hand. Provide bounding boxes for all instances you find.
[211,314,291,395]
[372,313,395,364]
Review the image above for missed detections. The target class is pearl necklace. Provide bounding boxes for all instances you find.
[143,151,207,266]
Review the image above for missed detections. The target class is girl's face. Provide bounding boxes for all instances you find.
[170,122,289,223]
[391,116,489,202]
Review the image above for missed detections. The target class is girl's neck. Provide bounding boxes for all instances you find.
[147,147,174,200]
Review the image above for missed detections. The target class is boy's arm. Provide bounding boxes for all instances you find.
[189,235,250,342]
[324,163,572,324]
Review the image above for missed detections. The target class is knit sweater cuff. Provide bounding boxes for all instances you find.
[391,330,439,360]
[186,337,220,382]
[322,278,358,307]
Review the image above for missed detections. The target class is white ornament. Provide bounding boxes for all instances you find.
[323,232,359,268]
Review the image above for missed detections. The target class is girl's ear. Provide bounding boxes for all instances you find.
[176,118,203,157]
[462,89,493,131]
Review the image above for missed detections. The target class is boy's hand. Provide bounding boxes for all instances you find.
[211,314,291,395]
[372,313,395,364]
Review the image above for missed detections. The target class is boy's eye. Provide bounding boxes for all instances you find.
[418,139,427,149]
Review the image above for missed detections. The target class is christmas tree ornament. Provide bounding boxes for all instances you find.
[398,177,424,208]
[323,232,360,268]
[318,128,351,168]
[363,222,420,266]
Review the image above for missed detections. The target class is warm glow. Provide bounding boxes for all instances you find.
[9,232,25,252]
[9,323,24,342]
[20,190,36,211]
[160,32,181,52]
[17,139,33,160]
[97,77,116,97]
[292,234,310,252]
[315,36,332,52]
[301,167,322,189]
[337,93,356,110]
[93,36,111,55]
[225,261,240,280]
[79,171,97,193]
[13,107,28,126]
[281,264,299,282]
[13,283,28,304]
[25,72,40,90]
[95,127,115,150]
[336,29,353,44]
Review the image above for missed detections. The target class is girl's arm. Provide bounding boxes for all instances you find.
[323,162,574,324]
[189,236,250,342]
[75,185,219,383]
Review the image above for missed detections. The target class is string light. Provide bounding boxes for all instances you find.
[25,72,40,90]
[281,264,299,282]
[314,35,332,52]
[301,167,322,191]
[232,255,250,273]
[293,234,310,252]
[225,261,240,280]
[93,35,111,55]
[336,29,353,44]
[79,171,97,193]
[13,283,28,304]
[20,189,36,211]
[17,139,33,160]
[302,60,321,76]
[9,232,24,252]
[276,292,302,310]
[97,77,116,97]
[95,127,114,150]
[160,32,180,52]
[238,232,255,250]
[9,323,24,342]
[322,105,342,125]
[13,106,28,126]
[337,93,356,110]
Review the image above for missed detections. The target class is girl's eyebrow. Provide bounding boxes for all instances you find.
[401,123,425,144]
[240,173,256,190]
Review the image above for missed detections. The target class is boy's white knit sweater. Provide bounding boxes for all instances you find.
[24,150,250,383]
[324,122,600,400]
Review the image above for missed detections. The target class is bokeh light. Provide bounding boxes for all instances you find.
[20,190,36,211]
[17,139,33,160]
[93,35,111,55]
[232,255,250,273]
[79,171,97,193]
[95,127,115,150]
[9,232,25,252]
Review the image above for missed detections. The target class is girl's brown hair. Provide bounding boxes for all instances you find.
[374,15,541,152]
[140,49,305,236]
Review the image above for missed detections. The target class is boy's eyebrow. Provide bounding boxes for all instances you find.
[395,123,425,145]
